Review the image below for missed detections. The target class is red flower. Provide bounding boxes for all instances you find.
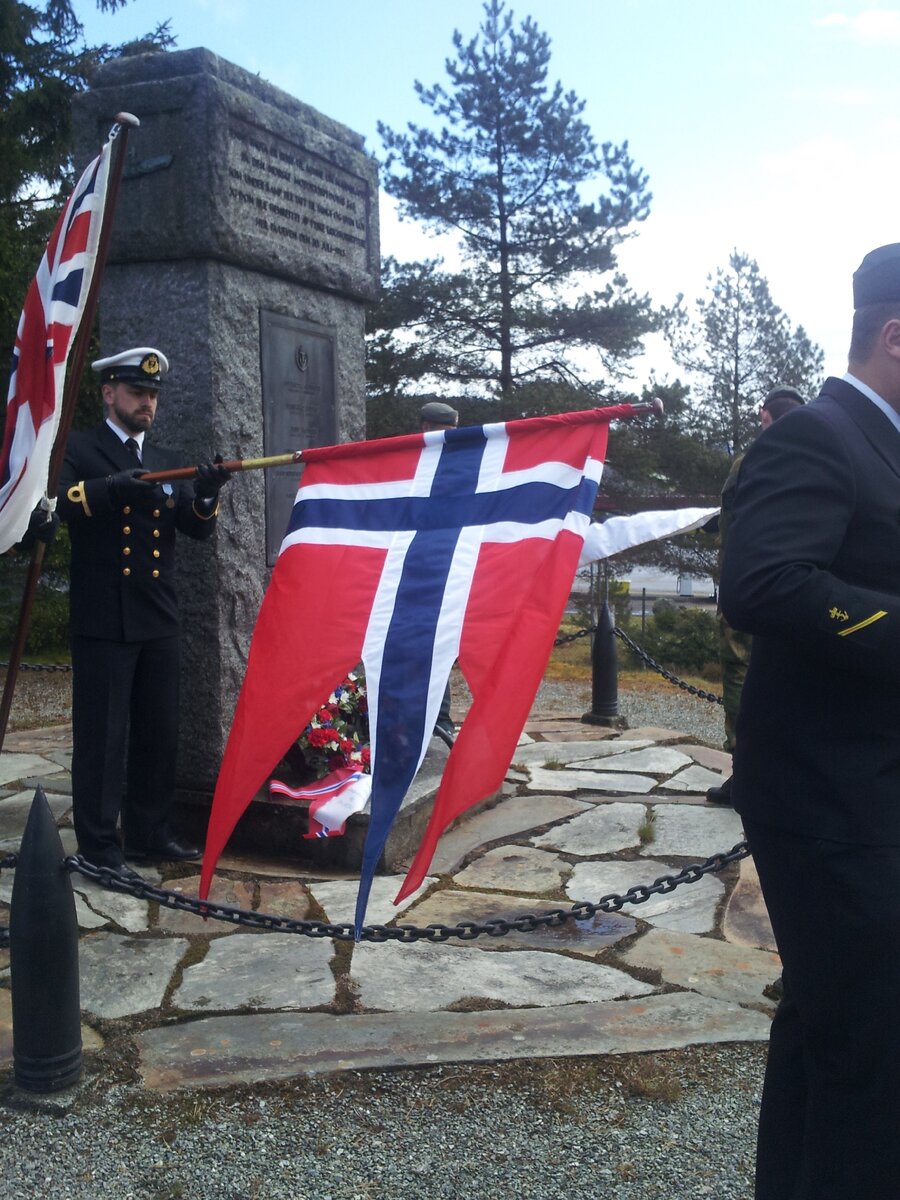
[295,670,371,779]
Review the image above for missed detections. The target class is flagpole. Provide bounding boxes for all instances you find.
[0,113,140,753]
[138,402,665,484]
[47,115,140,491]
[140,450,304,484]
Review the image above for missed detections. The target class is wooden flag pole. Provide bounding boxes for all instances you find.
[139,450,303,485]
[46,115,140,494]
[139,401,664,485]
[0,114,140,753]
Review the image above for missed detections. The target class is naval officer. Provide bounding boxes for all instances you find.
[59,347,231,877]
[720,244,900,1198]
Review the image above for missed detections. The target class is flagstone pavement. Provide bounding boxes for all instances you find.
[0,717,778,1095]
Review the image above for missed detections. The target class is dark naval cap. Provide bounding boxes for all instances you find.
[853,244,900,309]
[91,347,169,389]
[420,400,459,427]
[762,385,806,410]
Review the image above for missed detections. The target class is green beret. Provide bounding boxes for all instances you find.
[762,386,806,410]
[420,401,459,427]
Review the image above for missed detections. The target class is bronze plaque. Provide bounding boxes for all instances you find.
[260,310,338,565]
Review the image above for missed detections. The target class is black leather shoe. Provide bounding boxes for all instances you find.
[763,974,785,1002]
[433,717,456,749]
[124,837,201,863]
[107,862,145,883]
[705,775,733,806]
[77,856,144,884]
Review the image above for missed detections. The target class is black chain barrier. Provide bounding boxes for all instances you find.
[0,660,72,672]
[0,846,750,943]
[553,620,723,705]
[612,625,723,704]
[0,622,733,945]
[552,625,595,648]
[0,855,11,948]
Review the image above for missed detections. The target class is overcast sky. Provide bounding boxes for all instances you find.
[74,0,900,385]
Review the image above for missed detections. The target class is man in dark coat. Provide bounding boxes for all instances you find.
[719,243,900,1199]
[706,385,806,806]
[58,348,231,878]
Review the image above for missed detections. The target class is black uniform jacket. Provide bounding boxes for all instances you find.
[720,377,900,846]
[58,423,217,642]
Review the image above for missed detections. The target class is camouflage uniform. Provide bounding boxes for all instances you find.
[717,455,752,754]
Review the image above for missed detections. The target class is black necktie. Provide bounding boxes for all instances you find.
[124,437,141,464]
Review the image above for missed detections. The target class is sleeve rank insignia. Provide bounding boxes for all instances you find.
[837,610,888,637]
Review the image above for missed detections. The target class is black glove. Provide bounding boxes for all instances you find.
[193,456,233,501]
[17,506,60,551]
[106,469,163,508]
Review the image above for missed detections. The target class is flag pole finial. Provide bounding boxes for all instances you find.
[109,112,140,140]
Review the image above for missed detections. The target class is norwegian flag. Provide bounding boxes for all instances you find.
[269,766,373,839]
[200,407,637,933]
[0,142,112,553]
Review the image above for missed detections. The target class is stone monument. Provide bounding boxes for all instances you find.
[72,49,379,806]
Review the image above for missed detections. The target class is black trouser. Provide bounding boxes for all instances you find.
[71,634,180,864]
[743,818,900,1199]
[437,680,452,725]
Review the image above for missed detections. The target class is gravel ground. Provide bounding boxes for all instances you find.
[1,669,749,1200]
[2,664,725,748]
[0,665,72,731]
[532,677,725,750]
[1,1046,763,1200]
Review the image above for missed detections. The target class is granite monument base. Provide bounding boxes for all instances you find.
[176,743,502,874]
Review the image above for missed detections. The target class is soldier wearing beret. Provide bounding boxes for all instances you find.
[720,243,900,1198]
[419,400,459,433]
[59,348,232,878]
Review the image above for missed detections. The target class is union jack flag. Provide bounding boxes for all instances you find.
[200,407,638,934]
[0,142,112,553]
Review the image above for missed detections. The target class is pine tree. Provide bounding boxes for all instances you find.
[668,251,824,454]
[372,0,656,406]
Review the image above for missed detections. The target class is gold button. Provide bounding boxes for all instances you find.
[153,549,160,559]
[123,546,131,556]
[123,525,131,534]
[152,509,161,518]
[152,569,160,579]
[123,506,132,515]
[123,567,131,576]
[152,529,160,538]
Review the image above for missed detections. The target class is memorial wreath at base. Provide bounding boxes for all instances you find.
[269,670,372,839]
